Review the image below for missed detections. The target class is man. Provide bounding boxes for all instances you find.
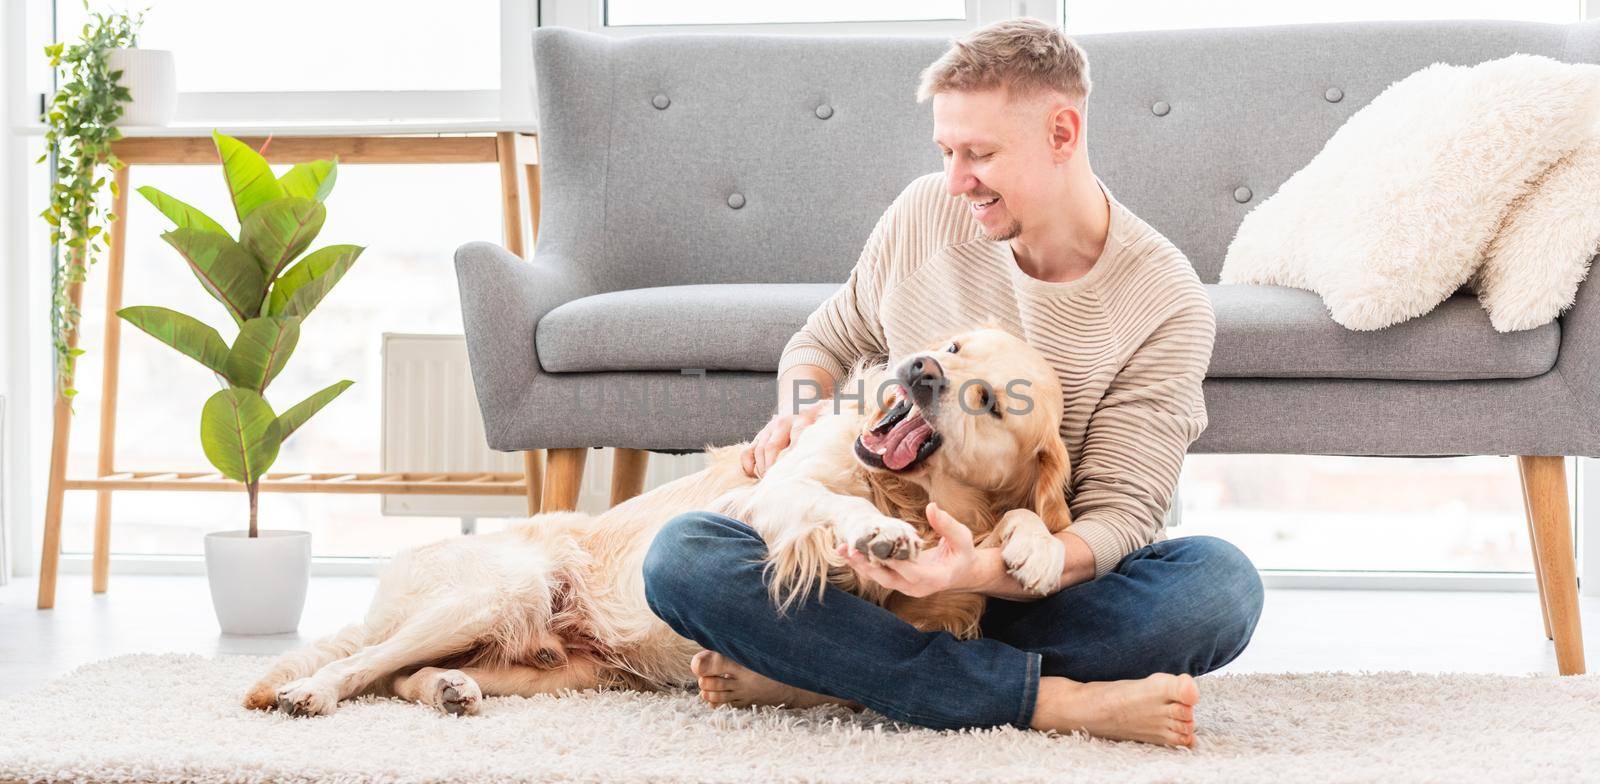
[642,18,1263,748]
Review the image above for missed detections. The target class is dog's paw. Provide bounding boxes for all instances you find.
[839,514,921,561]
[425,669,482,716]
[1002,530,1067,596]
[243,681,280,711]
[275,678,339,717]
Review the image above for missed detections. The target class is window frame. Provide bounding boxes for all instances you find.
[537,0,1055,37]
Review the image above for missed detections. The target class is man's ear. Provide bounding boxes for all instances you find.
[1051,102,1083,163]
[1030,436,1074,533]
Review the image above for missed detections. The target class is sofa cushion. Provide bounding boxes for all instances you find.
[1208,284,1558,380]
[538,282,1559,380]
[538,284,841,373]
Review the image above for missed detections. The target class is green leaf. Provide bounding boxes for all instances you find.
[276,379,352,442]
[212,130,284,224]
[116,305,229,376]
[224,317,300,392]
[199,387,280,484]
[239,197,325,280]
[268,244,362,318]
[161,228,267,325]
[278,159,337,202]
[137,185,229,236]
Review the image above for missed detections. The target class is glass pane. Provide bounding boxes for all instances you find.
[606,0,967,27]
[1064,0,1580,34]
[1176,454,1576,572]
[55,1,498,92]
[61,162,504,558]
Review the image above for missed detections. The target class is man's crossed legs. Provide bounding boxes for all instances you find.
[642,510,1264,747]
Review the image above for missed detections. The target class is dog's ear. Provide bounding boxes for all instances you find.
[1029,436,1074,533]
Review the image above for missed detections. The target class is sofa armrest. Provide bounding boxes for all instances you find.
[1553,252,1600,428]
[453,241,594,449]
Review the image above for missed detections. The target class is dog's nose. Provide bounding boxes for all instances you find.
[906,355,944,386]
[898,355,946,409]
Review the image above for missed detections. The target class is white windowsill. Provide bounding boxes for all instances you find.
[11,120,539,137]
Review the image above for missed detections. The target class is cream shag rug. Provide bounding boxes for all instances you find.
[1,653,1598,783]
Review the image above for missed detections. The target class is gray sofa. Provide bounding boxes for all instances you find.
[455,19,1599,675]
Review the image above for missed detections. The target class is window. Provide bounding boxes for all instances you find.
[1177,455,1578,573]
[37,2,514,560]
[1082,0,1590,576]
[52,1,504,122]
[55,1,499,92]
[25,2,1596,583]
[59,162,504,559]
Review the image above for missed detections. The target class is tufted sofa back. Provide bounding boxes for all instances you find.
[530,19,1600,291]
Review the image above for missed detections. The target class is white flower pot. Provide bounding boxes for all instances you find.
[203,529,311,635]
[103,48,176,127]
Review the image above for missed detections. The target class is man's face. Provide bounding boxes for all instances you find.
[932,87,1074,242]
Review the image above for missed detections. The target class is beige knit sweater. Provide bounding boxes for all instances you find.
[778,172,1216,579]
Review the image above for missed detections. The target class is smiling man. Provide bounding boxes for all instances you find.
[642,18,1264,748]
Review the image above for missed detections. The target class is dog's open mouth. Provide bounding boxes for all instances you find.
[855,389,942,472]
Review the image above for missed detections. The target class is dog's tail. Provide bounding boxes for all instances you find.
[242,622,373,710]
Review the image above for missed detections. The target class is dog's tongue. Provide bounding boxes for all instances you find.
[861,410,934,470]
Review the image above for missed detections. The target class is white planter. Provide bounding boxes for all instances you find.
[203,529,311,635]
[103,48,176,127]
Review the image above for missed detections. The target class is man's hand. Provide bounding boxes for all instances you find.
[837,501,998,598]
[740,399,831,478]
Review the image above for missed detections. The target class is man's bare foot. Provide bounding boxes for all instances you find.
[1031,673,1200,748]
[690,650,858,711]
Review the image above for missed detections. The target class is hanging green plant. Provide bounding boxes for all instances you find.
[39,3,146,401]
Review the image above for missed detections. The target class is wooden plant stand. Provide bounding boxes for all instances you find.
[36,126,545,609]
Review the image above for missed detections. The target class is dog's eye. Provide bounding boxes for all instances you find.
[947,341,960,354]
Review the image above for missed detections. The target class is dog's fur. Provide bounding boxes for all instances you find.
[245,326,1074,717]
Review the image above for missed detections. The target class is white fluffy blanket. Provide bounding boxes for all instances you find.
[1220,54,1600,332]
[2,653,1600,783]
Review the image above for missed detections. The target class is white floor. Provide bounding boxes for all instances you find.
[2,572,1597,698]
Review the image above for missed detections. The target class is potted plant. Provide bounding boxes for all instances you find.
[40,4,144,400]
[119,131,363,635]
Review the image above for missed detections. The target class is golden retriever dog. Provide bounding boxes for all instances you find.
[245,325,1073,717]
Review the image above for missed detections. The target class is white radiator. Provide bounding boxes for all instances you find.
[380,333,709,521]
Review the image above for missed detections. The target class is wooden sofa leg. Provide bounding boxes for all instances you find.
[541,448,587,513]
[521,451,544,516]
[611,448,649,507]
[1516,455,1586,675]
[1516,457,1554,641]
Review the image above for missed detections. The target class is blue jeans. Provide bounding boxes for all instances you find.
[642,510,1264,731]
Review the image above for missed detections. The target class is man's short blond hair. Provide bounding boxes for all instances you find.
[915,17,1092,107]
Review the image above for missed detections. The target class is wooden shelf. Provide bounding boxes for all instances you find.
[63,471,529,496]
